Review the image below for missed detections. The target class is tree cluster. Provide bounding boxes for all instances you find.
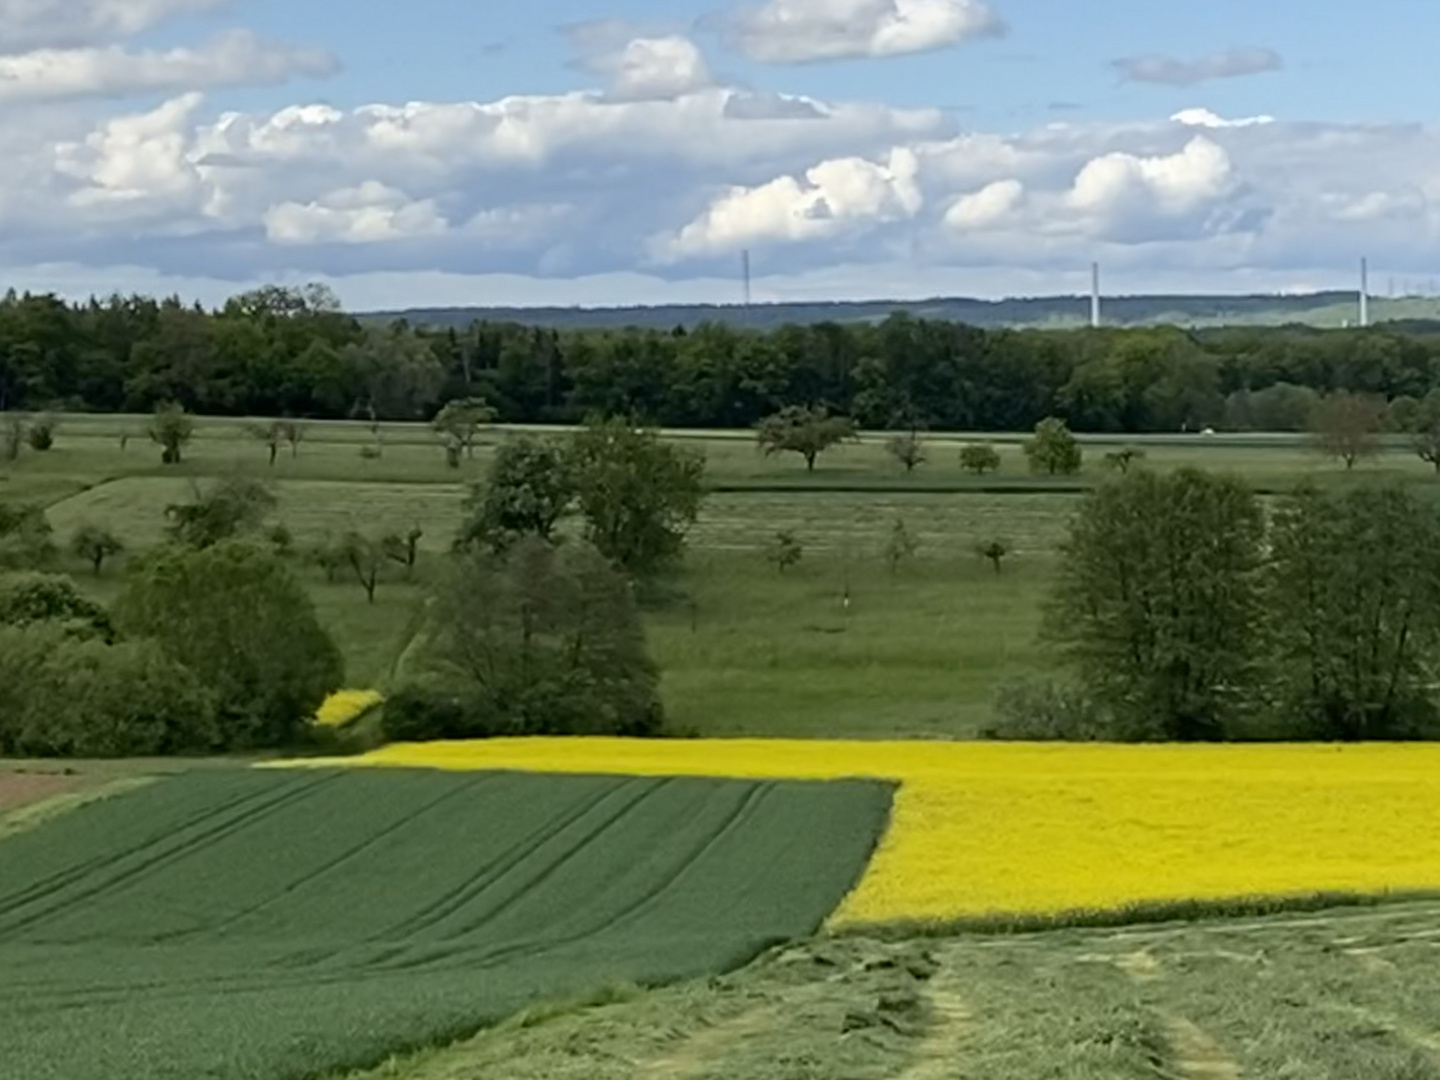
[1021,468,1440,742]
[12,285,1440,436]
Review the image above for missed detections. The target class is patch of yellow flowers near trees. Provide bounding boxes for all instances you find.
[302,738,1440,925]
[313,690,385,729]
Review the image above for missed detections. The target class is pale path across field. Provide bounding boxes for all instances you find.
[308,739,1440,923]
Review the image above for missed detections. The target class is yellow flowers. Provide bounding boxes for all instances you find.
[287,738,1440,925]
[313,690,384,729]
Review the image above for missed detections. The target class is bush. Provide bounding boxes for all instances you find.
[0,572,115,640]
[0,625,218,757]
[379,684,476,743]
[982,678,1110,741]
[408,539,665,741]
[26,415,55,451]
[115,542,343,749]
[0,502,56,570]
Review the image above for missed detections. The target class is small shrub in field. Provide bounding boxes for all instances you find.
[975,539,1010,573]
[26,415,55,451]
[380,684,476,743]
[982,678,1110,741]
[764,530,803,574]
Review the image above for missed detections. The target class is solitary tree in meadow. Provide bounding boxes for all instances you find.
[433,398,496,459]
[883,518,919,575]
[148,402,194,465]
[1406,388,1440,473]
[164,477,276,549]
[764,530,803,574]
[1308,392,1384,470]
[976,539,1010,574]
[886,431,926,474]
[457,436,575,553]
[1103,447,1146,474]
[756,406,856,472]
[70,525,124,576]
[1024,418,1083,476]
[959,444,1001,476]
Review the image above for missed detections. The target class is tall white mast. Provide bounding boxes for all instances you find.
[1090,262,1101,328]
[1360,257,1370,328]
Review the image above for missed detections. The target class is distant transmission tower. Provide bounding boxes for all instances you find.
[1090,262,1102,328]
[1359,257,1370,328]
[741,249,753,319]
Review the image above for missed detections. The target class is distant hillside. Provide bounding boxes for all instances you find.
[363,292,1440,332]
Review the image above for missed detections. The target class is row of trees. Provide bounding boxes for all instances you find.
[13,285,1440,433]
[1008,468,1440,742]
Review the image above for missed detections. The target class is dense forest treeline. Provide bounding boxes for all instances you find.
[7,284,1440,433]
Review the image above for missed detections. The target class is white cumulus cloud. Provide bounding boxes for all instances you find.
[730,0,1004,63]
[660,147,922,258]
[1068,136,1234,218]
[587,35,714,100]
[944,178,1024,230]
[0,31,336,103]
[264,181,448,245]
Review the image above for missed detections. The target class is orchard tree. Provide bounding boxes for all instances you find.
[886,431,926,474]
[1103,447,1146,473]
[433,398,496,459]
[756,406,856,472]
[383,526,424,578]
[148,402,194,465]
[457,436,574,553]
[1407,388,1440,473]
[567,418,706,575]
[883,517,919,574]
[976,539,1010,574]
[1048,468,1267,740]
[1309,392,1384,470]
[248,419,306,466]
[1024,418,1083,476]
[0,502,56,570]
[339,531,386,604]
[71,525,124,576]
[959,444,1001,476]
[764,529,803,574]
[165,477,275,549]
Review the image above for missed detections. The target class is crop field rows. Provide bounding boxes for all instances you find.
[0,768,890,1080]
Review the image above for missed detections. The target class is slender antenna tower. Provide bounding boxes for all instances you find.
[1360,257,1370,329]
[1090,262,1102,328]
[741,249,753,314]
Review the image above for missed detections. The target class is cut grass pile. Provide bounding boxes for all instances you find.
[318,739,1440,925]
[339,899,1440,1080]
[0,767,890,1080]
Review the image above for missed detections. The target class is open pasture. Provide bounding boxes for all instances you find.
[327,739,1440,925]
[0,767,890,1080]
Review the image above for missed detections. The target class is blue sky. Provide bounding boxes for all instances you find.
[3,0,1439,307]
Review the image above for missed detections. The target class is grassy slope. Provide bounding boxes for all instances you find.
[337,899,1440,1080]
[10,417,1440,736]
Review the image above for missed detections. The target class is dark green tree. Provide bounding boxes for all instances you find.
[0,502,55,570]
[1047,468,1267,740]
[115,542,343,748]
[0,571,114,640]
[567,418,705,574]
[457,436,575,553]
[432,397,496,458]
[165,477,276,549]
[148,402,195,465]
[1269,484,1440,740]
[764,529,803,574]
[406,539,663,738]
[1024,418,1083,476]
[958,444,1001,475]
[71,524,124,575]
[886,431,926,474]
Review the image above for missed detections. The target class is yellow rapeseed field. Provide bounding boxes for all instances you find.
[284,739,1440,924]
[313,690,385,729]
